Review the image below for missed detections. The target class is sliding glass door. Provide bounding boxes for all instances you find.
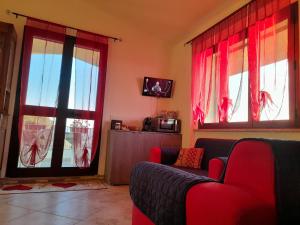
[7,24,107,177]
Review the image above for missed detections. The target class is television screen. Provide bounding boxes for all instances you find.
[142,77,173,98]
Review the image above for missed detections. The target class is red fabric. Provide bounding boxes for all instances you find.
[249,9,291,121]
[26,17,66,34]
[132,184,276,225]
[192,0,292,125]
[51,183,77,188]
[224,140,275,206]
[132,205,154,225]
[72,30,108,168]
[2,184,32,191]
[76,30,108,45]
[193,0,291,51]
[191,47,213,125]
[216,40,230,122]
[186,183,276,225]
[18,25,65,167]
[132,140,277,225]
[19,19,108,168]
[208,158,225,180]
[149,147,161,163]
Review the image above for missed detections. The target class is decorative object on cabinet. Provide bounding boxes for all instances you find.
[111,120,122,130]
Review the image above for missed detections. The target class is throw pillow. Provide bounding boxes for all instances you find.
[174,148,204,169]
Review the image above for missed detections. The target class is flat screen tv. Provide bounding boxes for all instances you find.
[142,77,173,98]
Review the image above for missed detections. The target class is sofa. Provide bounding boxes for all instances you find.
[149,138,236,180]
[130,138,300,225]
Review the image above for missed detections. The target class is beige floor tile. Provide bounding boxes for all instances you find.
[0,204,32,223]
[4,212,78,225]
[0,185,132,225]
[6,192,69,210]
[40,198,103,220]
[75,204,131,225]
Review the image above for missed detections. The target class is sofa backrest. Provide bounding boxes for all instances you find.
[224,139,275,206]
[194,138,236,170]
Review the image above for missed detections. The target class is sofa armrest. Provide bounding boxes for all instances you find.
[208,157,228,180]
[149,147,180,165]
[186,183,276,225]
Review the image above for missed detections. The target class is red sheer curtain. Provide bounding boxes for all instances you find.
[191,0,293,126]
[19,18,108,168]
[248,1,291,121]
[191,44,213,127]
[71,31,107,168]
[19,18,65,167]
[216,40,230,122]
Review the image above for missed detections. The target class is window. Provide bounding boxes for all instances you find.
[191,0,298,129]
[7,17,108,177]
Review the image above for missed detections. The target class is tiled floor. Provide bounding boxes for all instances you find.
[0,185,131,225]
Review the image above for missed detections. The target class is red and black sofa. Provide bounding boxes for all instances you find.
[149,138,236,180]
[130,138,300,225]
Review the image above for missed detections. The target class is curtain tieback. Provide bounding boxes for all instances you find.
[260,91,274,110]
[219,97,232,121]
[193,104,205,125]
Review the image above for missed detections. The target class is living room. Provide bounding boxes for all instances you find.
[0,0,299,225]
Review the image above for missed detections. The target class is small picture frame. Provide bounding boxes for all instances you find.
[111,120,122,130]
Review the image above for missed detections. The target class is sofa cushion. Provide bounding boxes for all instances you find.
[174,148,204,169]
[194,138,236,170]
[171,165,208,177]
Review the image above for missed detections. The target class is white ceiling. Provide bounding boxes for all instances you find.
[85,0,242,43]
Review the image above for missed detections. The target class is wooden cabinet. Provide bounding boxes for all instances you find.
[105,130,182,185]
[0,22,16,168]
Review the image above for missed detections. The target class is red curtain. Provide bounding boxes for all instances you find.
[71,31,108,168]
[19,18,108,168]
[191,45,213,126]
[19,19,66,167]
[249,5,291,121]
[191,0,293,125]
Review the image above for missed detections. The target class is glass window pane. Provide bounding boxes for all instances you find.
[259,59,289,121]
[62,118,95,167]
[25,38,63,107]
[205,53,218,123]
[259,19,289,121]
[228,40,248,123]
[68,47,100,111]
[18,116,56,168]
[228,72,249,122]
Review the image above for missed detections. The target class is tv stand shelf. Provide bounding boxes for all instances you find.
[105,130,182,185]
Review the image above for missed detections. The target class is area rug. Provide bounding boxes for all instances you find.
[0,180,107,194]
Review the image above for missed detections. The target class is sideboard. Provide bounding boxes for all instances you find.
[105,130,182,185]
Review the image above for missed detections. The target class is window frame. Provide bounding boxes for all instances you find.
[6,25,108,177]
[198,3,299,130]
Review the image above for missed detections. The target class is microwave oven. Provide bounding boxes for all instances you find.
[150,117,181,133]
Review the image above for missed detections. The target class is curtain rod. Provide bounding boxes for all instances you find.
[6,10,122,42]
[184,1,252,46]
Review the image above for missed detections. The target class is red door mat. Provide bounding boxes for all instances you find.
[2,184,32,191]
[51,183,77,188]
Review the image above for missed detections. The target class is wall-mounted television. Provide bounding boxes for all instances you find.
[142,77,173,98]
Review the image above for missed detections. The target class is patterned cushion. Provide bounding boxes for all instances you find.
[174,148,204,169]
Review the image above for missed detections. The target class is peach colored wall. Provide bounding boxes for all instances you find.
[167,0,300,147]
[0,0,170,176]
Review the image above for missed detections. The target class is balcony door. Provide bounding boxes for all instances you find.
[7,23,107,177]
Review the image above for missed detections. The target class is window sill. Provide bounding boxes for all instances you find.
[194,128,300,132]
